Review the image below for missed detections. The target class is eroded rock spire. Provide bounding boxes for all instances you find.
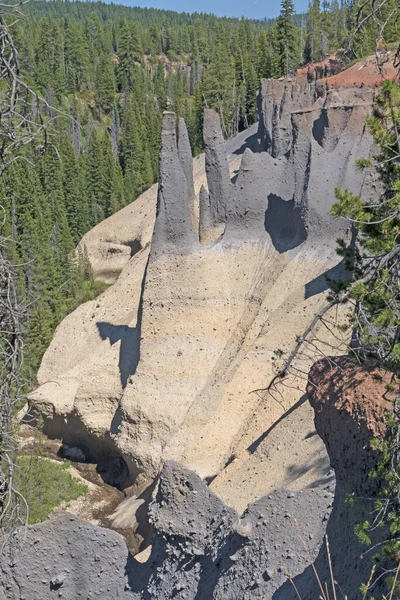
[198,184,213,244]
[178,117,196,229]
[151,111,197,255]
[225,148,268,240]
[202,109,230,243]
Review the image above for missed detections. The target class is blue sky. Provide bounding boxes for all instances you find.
[108,0,310,20]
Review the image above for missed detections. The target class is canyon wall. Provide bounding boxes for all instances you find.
[29,59,382,510]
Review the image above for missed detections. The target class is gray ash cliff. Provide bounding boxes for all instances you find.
[155,74,372,254]
[256,74,373,240]
[151,111,198,256]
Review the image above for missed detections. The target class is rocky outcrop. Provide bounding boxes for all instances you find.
[151,112,198,256]
[275,357,393,599]
[1,460,332,600]
[110,70,373,494]
[308,357,392,496]
[28,57,390,514]
[178,116,196,228]
[225,149,271,240]
[0,512,135,599]
[78,185,156,284]
[257,72,373,240]
[198,183,212,243]
[4,361,391,599]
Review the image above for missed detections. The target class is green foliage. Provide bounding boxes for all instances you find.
[350,0,399,58]
[331,77,400,595]
[16,0,370,141]
[331,80,400,370]
[276,0,297,77]
[15,455,87,524]
[304,0,322,63]
[355,521,372,546]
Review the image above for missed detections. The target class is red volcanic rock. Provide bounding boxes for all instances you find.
[307,357,393,495]
[296,54,397,88]
[296,55,343,83]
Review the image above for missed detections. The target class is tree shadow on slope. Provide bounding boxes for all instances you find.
[247,395,308,455]
[304,226,356,299]
[264,194,308,253]
[284,454,332,488]
[304,259,352,299]
[96,259,147,388]
[96,322,140,388]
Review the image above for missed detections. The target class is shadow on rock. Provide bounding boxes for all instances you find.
[264,194,307,253]
[96,322,140,388]
[247,395,308,455]
[231,129,262,156]
[304,259,351,299]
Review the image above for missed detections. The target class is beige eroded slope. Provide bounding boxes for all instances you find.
[114,89,372,508]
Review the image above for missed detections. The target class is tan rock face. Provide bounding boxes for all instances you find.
[29,58,390,510]
[78,185,156,284]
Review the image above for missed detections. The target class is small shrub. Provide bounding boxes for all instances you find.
[15,455,88,524]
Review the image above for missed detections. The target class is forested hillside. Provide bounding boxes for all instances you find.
[2,0,398,382]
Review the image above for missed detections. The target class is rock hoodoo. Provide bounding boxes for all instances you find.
[202,108,231,242]
[29,58,388,513]
[151,111,198,255]
[178,116,196,228]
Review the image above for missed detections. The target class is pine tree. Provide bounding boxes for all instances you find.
[34,17,65,95]
[256,31,272,79]
[64,19,89,92]
[154,61,167,111]
[201,24,235,137]
[321,0,333,55]
[276,0,297,77]
[109,162,126,215]
[61,134,89,242]
[86,130,110,226]
[111,103,121,158]
[330,0,341,47]
[118,20,143,89]
[95,53,116,114]
[304,0,322,63]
